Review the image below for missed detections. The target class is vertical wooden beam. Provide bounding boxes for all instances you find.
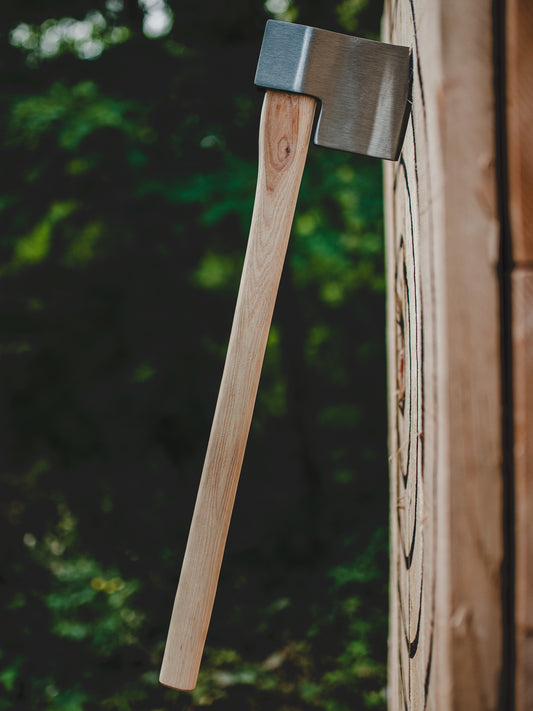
[507,1,533,708]
[383,1,503,709]
[506,0,533,265]
[512,272,533,711]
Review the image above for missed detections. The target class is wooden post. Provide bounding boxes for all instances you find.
[383,1,505,708]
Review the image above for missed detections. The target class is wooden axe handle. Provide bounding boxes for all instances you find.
[159,91,316,691]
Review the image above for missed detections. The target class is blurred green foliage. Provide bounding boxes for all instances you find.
[0,1,388,709]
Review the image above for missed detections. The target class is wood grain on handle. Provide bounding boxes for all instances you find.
[159,91,316,691]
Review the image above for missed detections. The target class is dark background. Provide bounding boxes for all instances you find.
[0,1,389,709]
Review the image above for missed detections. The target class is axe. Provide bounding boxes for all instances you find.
[160,20,410,691]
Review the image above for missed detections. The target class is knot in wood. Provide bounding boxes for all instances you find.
[276,136,292,165]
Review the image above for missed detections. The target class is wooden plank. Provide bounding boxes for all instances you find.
[383,1,503,709]
[506,0,533,264]
[506,2,533,707]
[512,270,533,711]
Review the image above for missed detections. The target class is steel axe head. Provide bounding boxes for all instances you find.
[255,20,411,161]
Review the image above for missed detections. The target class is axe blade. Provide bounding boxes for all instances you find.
[255,20,411,160]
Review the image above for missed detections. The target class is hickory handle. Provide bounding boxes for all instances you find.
[159,91,316,691]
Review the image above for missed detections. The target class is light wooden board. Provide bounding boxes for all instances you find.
[512,272,533,711]
[507,0,533,707]
[383,1,504,709]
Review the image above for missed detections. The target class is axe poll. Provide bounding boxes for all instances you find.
[160,20,411,691]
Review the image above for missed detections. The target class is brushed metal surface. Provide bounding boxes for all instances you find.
[255,20,411,160]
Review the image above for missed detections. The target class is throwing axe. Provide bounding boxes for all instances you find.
[160,20,411,690]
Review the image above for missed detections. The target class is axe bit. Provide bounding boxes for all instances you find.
[160,20,411,691]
